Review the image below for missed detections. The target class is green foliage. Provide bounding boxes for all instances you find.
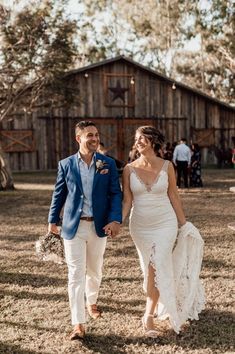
[174,0,235,103]
[79,0,234,103]
[0,0,78,119]
[79,0,197,74]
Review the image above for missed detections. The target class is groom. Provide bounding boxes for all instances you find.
[48,120,122,340]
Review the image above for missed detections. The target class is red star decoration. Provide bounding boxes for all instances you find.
[108,80,129,102]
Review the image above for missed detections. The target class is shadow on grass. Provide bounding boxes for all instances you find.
[99,296,145,316]
[0,320,65,334]
[0,289,67,302]
[202,258,231,270]
[0,235,39,243]
[0,271,65,288]
[102,276,140,283]
[172,309,234,351]
[110,245,138,258]
[101,304,143,316]
[80,309,234,353]
[0,342,50,354]
[79,333,163,354]
[100,297,145,306]
[0,310,233,353]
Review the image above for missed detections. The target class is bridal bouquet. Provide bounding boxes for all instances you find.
[35,231,64,264]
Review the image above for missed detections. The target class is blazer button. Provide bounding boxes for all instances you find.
[81,195,84,198]
[79,209,82,212]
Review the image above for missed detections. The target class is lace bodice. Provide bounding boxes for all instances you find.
[128,160,169,194]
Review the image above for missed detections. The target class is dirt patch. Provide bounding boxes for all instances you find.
[0,169,234,353]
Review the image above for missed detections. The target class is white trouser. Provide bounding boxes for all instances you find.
[63,220,107,325]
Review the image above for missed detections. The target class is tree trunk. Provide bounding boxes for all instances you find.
[0,144,14,190]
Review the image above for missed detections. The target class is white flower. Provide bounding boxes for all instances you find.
[96,159,107,172]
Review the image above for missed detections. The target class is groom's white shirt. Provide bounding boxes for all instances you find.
[77,151,95,218]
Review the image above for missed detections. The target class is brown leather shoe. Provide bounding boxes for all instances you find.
[69,324,85,340]
[87,304,101,319]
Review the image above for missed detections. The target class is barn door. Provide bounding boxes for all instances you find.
[91,118,155,162]
[90,119,119,159]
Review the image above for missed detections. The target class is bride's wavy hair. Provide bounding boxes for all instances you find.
[136,126,165,156]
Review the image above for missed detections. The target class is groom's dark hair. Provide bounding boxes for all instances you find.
[75,120,97,136]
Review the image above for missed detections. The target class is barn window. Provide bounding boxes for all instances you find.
[0,130,35,152]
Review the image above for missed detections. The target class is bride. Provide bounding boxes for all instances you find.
[122,126,205,337]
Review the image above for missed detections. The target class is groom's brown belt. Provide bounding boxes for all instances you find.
[80,216,94,221]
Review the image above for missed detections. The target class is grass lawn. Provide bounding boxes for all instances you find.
[0,169,234,354]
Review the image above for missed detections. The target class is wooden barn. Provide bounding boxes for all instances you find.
[1,55,235,171]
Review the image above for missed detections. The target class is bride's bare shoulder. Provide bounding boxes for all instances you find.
[123,163,134,174]
[129,158,141,168]
[123,159,140,176]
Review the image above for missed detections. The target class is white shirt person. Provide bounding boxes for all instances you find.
[173,139,191,188]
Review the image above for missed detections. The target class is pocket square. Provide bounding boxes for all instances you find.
[100,169,109,174]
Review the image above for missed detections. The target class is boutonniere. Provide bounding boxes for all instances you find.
[95,159,108,173]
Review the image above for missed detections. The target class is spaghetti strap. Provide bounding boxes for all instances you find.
[127,164,135,173]
[162,160,169,173]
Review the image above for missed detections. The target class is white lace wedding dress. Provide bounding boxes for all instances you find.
[129,160,205,333]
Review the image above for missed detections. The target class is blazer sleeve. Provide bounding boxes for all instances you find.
[48,161,68,224]
[107,158,122,223]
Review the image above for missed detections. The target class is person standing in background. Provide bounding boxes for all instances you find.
[190,143,203,187]
[163,142,174,161]
[97,142,126,175]
[173,138,191,188]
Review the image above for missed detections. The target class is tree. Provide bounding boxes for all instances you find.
[0,0,78,189]
[172,0,235,103]
[79,0,196,74]
[80,0,234,102]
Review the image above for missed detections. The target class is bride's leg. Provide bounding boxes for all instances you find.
[144,264,159,331]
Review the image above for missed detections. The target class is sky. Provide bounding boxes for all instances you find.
[2,0,202,52]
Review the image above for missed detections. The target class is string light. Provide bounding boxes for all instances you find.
[130,76,135,85]
[80,69,178,88]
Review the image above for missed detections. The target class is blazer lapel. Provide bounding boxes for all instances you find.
[92,153,99,190]
[71,154,83,193]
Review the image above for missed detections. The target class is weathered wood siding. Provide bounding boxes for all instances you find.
[1,58,234,170]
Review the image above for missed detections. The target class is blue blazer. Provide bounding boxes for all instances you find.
[48,152,122,240]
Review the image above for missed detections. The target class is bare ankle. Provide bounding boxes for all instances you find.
[144,313,154,319]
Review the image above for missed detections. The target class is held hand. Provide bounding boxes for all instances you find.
[48,223,60,235]
[103,222,120,238]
